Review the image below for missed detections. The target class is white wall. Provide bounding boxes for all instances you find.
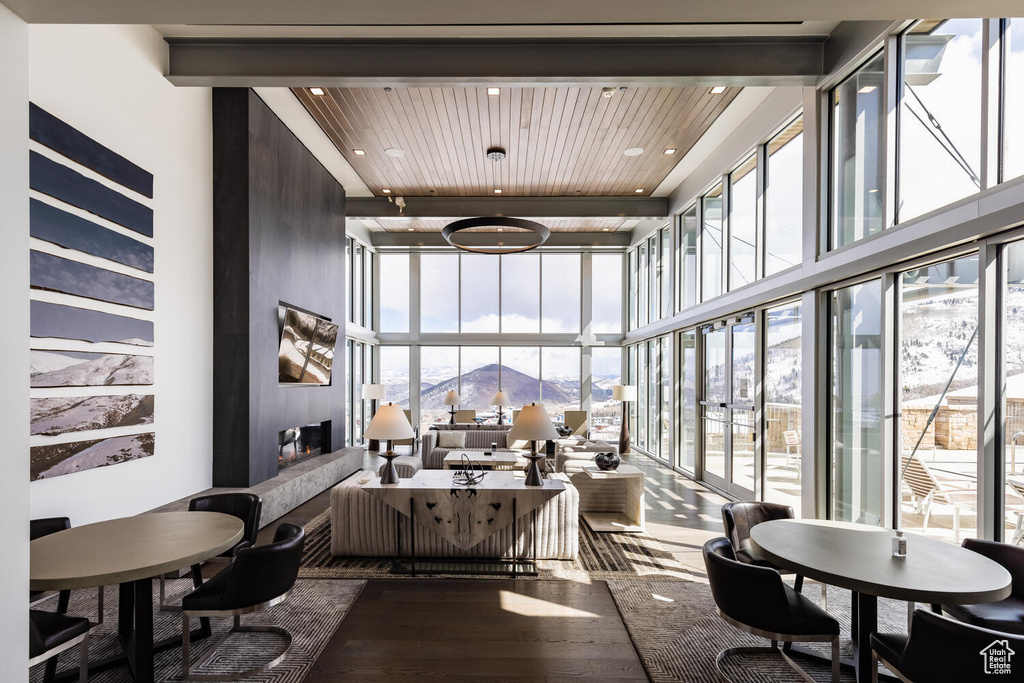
[28,24,214,524]
[0,3,30,676]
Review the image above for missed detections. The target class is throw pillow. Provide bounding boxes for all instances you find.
[437,431,466,448]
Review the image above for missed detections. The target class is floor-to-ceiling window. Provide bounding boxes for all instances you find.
[421,254,459,333]
[1004,18,1024,181]
[728,155,758,291]
[678,330,697,473]
[831,279,884,525]
[461,255,500,332]
[637,342,648,451]
[701,185,724,301]
[660,336,672,460]
[1004,239,1024,542]
[379,253,409,333]
[702,325,728,481]
[592,253,623,333]
[501,346,540,408]
[764,302,802,514]
[542,347,582,423]
[897,255,980,541]
[502,254,540,332]
[832,52,886,249]
[379,346,410,407]
[420,346,460,426]
[541,254,581,333]
[678,206,698,312]
[591,347,622,442]
[730,317,756,493]
[899,19,983,223]
[460,346,501,413]
[765,117,804,276]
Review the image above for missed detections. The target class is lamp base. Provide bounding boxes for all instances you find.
[618,402,631,454]
[379,451,400,485]
[524,452,545,486]
[449,407,457,425]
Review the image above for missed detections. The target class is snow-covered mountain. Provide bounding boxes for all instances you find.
[31,350,154,387]
[31,432,154,480]
[31,394,154,436]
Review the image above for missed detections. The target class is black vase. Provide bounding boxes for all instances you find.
[594,452,620,471]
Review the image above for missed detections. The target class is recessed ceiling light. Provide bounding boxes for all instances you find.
[602,228,610,232]
[385,148,405,157]
[353,148,366,156]
[710,86,727,94]
[309,87,325,96]
[382,188,392,194]
[408,227,414,231]
[487,87,500,96]
[664,148,677,155]
[601,87,616,98]
[624,147,644,157]
[868,188,879,194]
[634,188,645,194]
[494,189,502,194]
[497,228,504,232]
[858,85,877,94]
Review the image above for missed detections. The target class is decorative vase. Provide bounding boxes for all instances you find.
[594,452,620,471]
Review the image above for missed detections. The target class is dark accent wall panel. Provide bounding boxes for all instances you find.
[31,199,154,272]
[31,300,154,346]
[30,151,153,237]
[213,88,347,487]
[30,250,154,310]
[30,103,154,198]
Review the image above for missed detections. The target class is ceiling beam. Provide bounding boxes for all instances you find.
[165,37,825,87]
[346,196,668,219]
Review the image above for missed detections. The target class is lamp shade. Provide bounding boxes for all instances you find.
[361,383,386,401]
[491,390,512,408]
[443,390,462,406]
[507,403,559,442]
[612,385,637,402]
[363,403,415,441]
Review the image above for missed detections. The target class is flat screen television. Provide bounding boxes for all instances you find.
[278,306,339,385]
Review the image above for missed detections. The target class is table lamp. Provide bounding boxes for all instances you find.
[363,403,415,484]
[507,402,558,486]
[491,389,512,425]
[443,390,462,424]
[361,384,387,450]
[612,385,637,455]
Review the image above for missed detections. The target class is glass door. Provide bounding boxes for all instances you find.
[700,314,757,498]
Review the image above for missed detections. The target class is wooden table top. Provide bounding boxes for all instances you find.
[750,519,1011,604]
[31,511,244,591]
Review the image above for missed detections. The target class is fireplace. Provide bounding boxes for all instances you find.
[278,421,331,470]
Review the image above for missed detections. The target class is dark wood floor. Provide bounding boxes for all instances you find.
[304,579,649,682]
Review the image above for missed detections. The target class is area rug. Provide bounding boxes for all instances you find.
[608,580,909,683]
[298,508,692,581]
[31,578,365,683]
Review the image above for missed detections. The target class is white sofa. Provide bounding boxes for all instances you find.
[555,436,619,473]
[330,472,580,560]
[420,424,513,469]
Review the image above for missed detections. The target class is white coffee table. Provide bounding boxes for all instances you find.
[442,450,527,471]
[579,463,645,533]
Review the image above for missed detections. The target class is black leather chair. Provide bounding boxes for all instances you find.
[703,537,839,683]
[29,609,92,683]
[942,538,1024,635]
[872,608,1024,683]
[161,493,263,611]
[721,501,806,593]
[180,523,305,680]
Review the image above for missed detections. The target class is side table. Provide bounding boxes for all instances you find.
[579,463,645,533]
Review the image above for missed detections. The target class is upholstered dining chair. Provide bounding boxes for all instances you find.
[721,502,806,594]
[872,608,1024,683]
[180,523,305,680]
[160,493,262,615]
[941,538,1024,635]
[703,537,840,683]
[29,609,93,683]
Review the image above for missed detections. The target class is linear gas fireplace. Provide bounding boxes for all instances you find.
[278,420,331,471]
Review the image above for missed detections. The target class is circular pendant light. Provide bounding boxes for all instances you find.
[441,217,550,254]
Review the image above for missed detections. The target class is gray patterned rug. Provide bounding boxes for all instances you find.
[30,579,365,683]
[608,580,909,683]
[298,508,692,581]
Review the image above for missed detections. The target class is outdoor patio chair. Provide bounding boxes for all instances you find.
[900,453,978,543]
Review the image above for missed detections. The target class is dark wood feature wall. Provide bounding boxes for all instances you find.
[213,88,346,487]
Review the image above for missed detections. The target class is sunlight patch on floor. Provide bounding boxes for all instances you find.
[498,590,600,618]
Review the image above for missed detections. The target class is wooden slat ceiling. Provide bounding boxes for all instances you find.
[374,217,629,233]
[293,85,740,198]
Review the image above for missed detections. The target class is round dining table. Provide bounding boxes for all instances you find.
[750,519,1012,683]
[31,511,244,683]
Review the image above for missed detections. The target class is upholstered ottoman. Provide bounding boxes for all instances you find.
[330,471,580,560]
